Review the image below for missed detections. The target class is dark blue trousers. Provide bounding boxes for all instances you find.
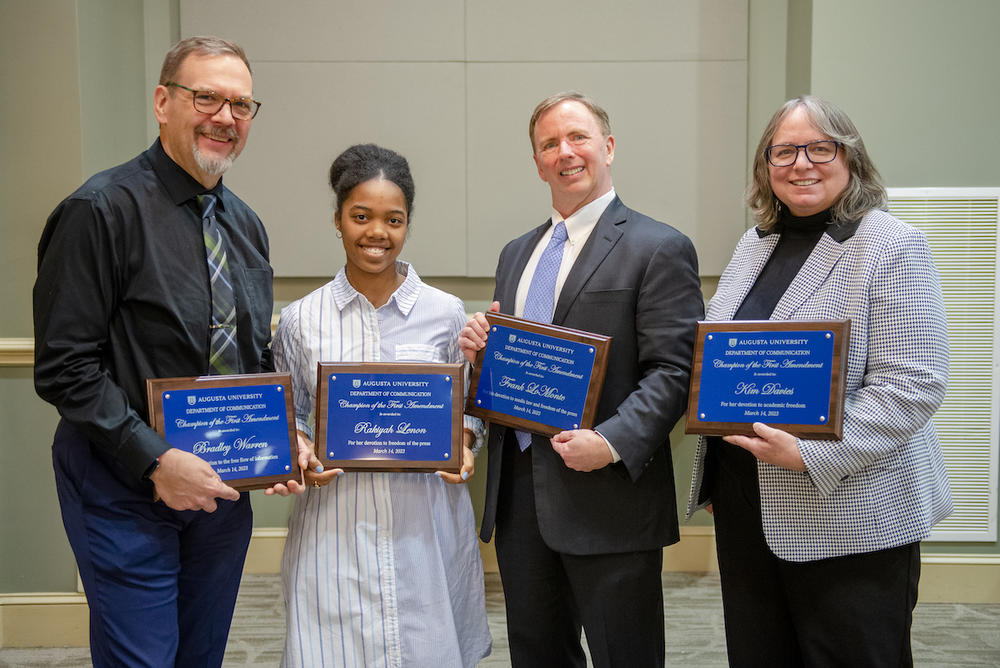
[52,419,252,667]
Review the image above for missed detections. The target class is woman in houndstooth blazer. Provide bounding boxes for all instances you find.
[687,97,952,667]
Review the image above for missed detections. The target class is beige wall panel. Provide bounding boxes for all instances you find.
[0,370,73,593]
[179,0,464,62]
[467,0,747,62]
[78,0,148,178]
[810,0,1000,188]
[0,0,83,338]
[222,62,467,278]
[466,62,747,278]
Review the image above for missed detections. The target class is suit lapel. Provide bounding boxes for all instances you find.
[770,233,846,319]
[717,232,779,319]
[551,197,625,324]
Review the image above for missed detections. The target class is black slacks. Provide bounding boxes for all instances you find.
[709,439,920,668]
[494,431,665,668]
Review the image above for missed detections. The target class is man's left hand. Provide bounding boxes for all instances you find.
[550,429,613,472]
[723,422,806,471]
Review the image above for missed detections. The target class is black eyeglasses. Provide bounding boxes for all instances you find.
[164,82,261,120]
[765,140,840,167]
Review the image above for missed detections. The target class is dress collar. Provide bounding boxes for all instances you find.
[331,261,422,314]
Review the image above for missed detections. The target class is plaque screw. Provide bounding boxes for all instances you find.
[285,465,290,471]
[492,327,497,333]
[708,334,714,341]
[277,386,283,393]
[820,416,826,422]
[444,453,449,458]
[589,347,594,354]
[165,393,171,400]
[573,423,579,428]
[700,413,706,419]
[826,333,831,339]
[477,399,482,405]
[444,376,451,383]
[331,375,337,382]
[329,451,335,457]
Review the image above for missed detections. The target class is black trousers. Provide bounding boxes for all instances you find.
[494,431,665,668]
[709,439,920,668]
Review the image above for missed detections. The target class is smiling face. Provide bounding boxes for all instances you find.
[768,106,850,217]
[154,53,253,188]
[531,100,615,218]
[336,177,408,285]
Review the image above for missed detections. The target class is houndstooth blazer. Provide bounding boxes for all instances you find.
[686,208,953,561]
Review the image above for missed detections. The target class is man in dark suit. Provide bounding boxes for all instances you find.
[459,92,704,667]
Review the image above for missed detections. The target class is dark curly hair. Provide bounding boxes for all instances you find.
[329,144,415,221]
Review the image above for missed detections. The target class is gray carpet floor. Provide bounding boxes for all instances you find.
[2,572,999,666]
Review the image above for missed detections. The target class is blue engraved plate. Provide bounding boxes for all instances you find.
[161,384,294,480]
[326,373,454,462]
[474,324,596,431]
[697,330,835,425]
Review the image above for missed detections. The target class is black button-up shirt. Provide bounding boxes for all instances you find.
[33,139,274,484]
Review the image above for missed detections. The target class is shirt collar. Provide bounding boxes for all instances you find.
[146,139,227,212]
[550,189,616,246]
[331,261,422,314]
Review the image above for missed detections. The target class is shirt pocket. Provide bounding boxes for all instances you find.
[394,343,444,362]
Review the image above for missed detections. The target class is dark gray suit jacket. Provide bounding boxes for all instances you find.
[480,196,704,554]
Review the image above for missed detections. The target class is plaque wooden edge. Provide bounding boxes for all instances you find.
[145,372,303,492]
[464,312,611,437]
[684,320,850,440]
[314,362,464,473]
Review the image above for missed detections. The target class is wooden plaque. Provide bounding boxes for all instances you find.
[146,372,301,491]
[315,362,464,473]
[465,312,611,437]
[685,320,850,439]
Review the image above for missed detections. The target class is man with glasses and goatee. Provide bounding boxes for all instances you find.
[33,36,301,667]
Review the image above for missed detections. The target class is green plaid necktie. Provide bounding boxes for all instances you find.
[198,193,239,375]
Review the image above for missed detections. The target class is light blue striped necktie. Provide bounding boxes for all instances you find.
[516,221,568,450]
[198,193,239,375]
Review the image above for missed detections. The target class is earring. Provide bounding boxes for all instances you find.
[336,229,342,238]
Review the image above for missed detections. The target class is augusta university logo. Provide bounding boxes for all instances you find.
[187,395,197,406]
[353,378,362,388]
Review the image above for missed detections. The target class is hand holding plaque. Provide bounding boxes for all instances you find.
[685,320,850,439]
[465,313,611,436]
[146,373,301,492]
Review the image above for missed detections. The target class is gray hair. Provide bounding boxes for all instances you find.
[159,36,252,86]
[528,91,611,153]
[747,96,887,231]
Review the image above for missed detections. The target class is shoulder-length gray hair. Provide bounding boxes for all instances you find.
[747,96,887,231]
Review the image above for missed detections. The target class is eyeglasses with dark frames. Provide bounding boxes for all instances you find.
[765,140,840,167]
[164,82,261,120]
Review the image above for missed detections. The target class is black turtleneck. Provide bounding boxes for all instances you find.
[733,208,832,321]
[703,207,832,504]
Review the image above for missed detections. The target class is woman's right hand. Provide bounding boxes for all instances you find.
[298,430,343,488]
[457,301,500,363]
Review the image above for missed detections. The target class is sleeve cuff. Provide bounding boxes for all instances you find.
[118,426,171,482]
[594,429,622,463]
